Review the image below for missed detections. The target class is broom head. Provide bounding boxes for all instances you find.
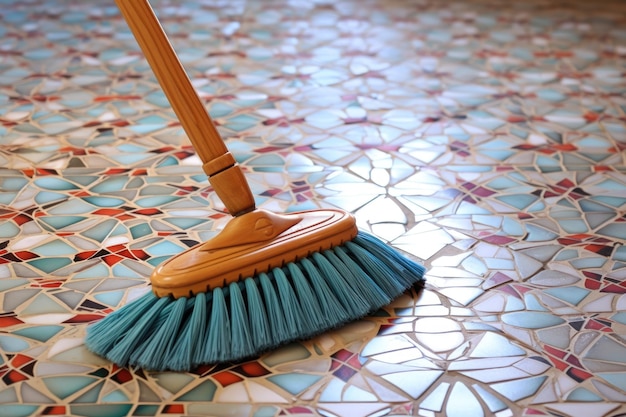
[85,208,425,371]
[152,208,357,298]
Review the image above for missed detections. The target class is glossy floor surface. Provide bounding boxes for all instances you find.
[1,0,626,416]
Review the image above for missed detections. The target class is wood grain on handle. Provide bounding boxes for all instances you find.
[115,0,256,215]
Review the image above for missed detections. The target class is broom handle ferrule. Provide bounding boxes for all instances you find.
[116,0,256,216]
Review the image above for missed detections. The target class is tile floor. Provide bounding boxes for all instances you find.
[1,0,626,416]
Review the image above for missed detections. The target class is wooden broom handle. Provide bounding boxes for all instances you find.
[115,0,256,216]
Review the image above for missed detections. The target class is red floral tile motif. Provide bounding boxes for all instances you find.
[30,279,64,288]
[192,363,219,377]
[498,284,534,299]
[112,367,134,384]
[558,234,615,256]
[542,344,593,383]
[554,235,626,293]
[74,244,150,266]
[42,406,67,415]
[260,188,284,197]
[210,361,272,387]
[63,314,107,324]
[153,146,196,162]
[262,116,305,127]
[450,140,471,157]
[1,250,38,263]
[514,143,579,154]
[281,406,316,415]
[231,362,271,378]
[132,208,163,217]
[575,317,614,333]
[583,270,626,293]
[477,233,518,245]
[261,180,314,203]
[1,354,35,385]
[330,349,362,382]
[82,114,129,128]
[21,168,59,177]
[523,408,550,416]
[43,298,114,324]
[94,95,142,102]
[459,180,497,204]
[291,180,314,202]
[543,179,589,200]
[0,313,23,328]
[162,404,185,414]
[483,272,515,290]
[172,184,200,196]
[212,370,243,387]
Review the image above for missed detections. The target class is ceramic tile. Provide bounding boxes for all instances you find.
[1,0,626,415]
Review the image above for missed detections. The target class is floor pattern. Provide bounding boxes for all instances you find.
[1,0,626,416]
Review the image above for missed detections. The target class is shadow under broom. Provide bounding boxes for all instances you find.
[84,0,426,372]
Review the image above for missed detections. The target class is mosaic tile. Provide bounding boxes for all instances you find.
[1,0,626,415]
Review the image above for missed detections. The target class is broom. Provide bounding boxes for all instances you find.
[84,0,426,372]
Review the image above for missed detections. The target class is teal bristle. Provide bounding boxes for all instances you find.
[204,287,230,363]
[311,252,371,317]
[296,259,351,326]
[191,292,211,366]
[344,239,404,287]
[244,278,272,352]
[273,267,306,338]
[87,292,157,354]
[289,262,326,333]
[350,233,425,287]
[132,297,187,370]
[169,293,206,371]
[228,281,253,359]
[322,248,391,308]
[103,296,169,366]
[85,231,426,371]
[259,272,289,341]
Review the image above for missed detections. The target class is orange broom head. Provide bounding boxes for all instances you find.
[151,208,358,298]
